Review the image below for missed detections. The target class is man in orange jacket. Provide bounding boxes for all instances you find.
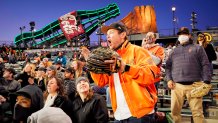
[82,22,159,122]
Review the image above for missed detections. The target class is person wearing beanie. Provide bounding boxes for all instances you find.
[46,65,57,81]
[27,107,72,123]
[71,76,109,123]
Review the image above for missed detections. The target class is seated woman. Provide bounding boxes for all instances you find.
[72,77,109,123]
[35,67,47,92]
[71,60,87,79]
[15,63,36,88]
[43,76,73,119]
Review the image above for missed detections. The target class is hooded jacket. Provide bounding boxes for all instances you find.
[27,107,72,123]
[16,85,44,113]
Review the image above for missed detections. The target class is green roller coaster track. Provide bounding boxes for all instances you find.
[14,3,120,48]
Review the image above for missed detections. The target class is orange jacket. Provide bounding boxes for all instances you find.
[147,45,165,82]
[90,41,159,118]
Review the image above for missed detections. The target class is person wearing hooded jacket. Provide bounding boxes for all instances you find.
[13,85,44,123]
[27,107,72,123]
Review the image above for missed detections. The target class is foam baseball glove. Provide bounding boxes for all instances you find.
[190,82,212,98]
[86,47,121,75]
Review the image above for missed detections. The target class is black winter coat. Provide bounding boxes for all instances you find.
[72,93,109,123]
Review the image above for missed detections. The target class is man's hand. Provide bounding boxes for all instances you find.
[0,95,6,104]
[167,80,175,89]
[104,59,125,73]
[80,46,90,61]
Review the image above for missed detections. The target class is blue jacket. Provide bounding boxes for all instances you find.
[54,56,67,66]
[166,42,211,83]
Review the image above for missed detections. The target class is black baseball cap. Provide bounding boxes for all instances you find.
[197,32,205,37]
[65,67,75,74]
[177,27,190,35]
[101,22,127,34]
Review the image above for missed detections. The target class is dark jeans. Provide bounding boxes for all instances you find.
[114,113,155,123]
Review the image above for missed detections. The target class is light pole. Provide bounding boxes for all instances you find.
[19,26,26,47]
[29,21,36,47]
[172,6,176,36]
[190,12,197,32]
[96,19,105,46]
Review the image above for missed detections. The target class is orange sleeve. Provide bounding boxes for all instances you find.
[90,72,110,87]
[123,47,158,86]
[155,47,165,61]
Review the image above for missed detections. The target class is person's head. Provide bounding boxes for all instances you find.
[24,63,36,73]
[14,85,44,122]
[55,61,62,69]
[196,32,207,48]
[141,32,157,49]
[36,67,46,78]
[42,58,49,64]
[71,60,79,70]
[25,57,31,62]
[46,65,57,78]
[14,94,32,122]
[71,60,84,71]
[101,22,128,50]
[75,77,92,98]
[47,77,65,96]
[3,68,16,79]
[64,67,75,80]
[58,51,64,56]
[38,61,46,68]
[177,27,190,44]
[28,76,35,85]
[143,32,157,44]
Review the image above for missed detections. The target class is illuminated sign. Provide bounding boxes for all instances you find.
[197,32,213,43]
[204,33,212,42]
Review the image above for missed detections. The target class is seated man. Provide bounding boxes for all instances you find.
[0,68,21,122]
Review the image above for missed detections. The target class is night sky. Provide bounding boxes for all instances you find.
[0,0,218,44]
